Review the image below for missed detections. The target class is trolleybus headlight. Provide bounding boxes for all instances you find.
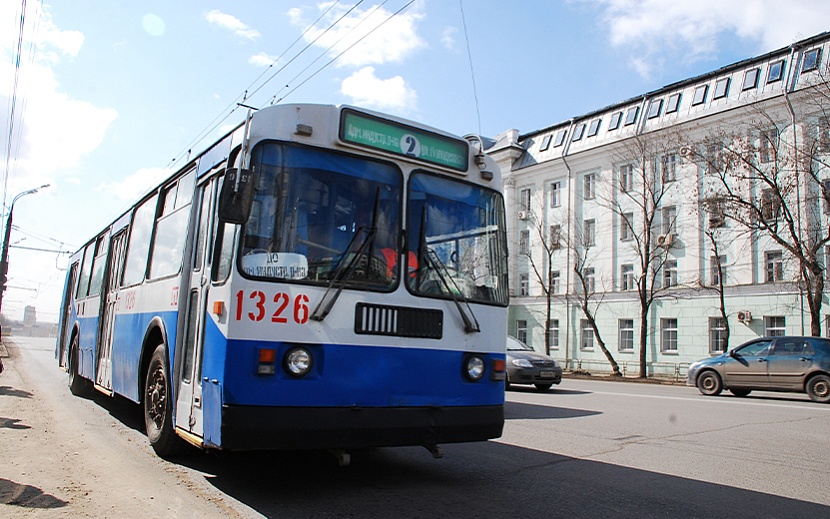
[464,355,486,382]
[284,347,313,377]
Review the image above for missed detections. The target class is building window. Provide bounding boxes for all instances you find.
[584,173,596,200]
[647,99,663,119]
[619,319,634,352]
[761,188,781,219]
[551,270,560,294]
[765,251,783,282]
[822,179,830,214]
[666,93,681,113]
[663,260,678,287]
[609,112,623,131]
[802,48,821,72]
[760,129,778,163]
[743,68,760,90]
[768,60,785,83]
[708,198,725,228]
[580,320,594,350]
[713,77,730,99]
[818,117,830,152]
[550,181,561,207]
[520,273,529,296]
[709,317,727,353]
[587,118,602,137]
[710,255,726,286]
[624,106,639,126]
[554,129,567,147]
[692,84,708,106]
[584,219,596,247]
[519,230,530,254]
[516,319,527,344]
[520,188,531,212]
[539,134,553,152]
[706,141,723,173]
[661,318,678,352]
[572,123,586,141]
[765,316,786,336]
[584,267,595,293]
[619,164,633,193]
[550,224,561,250]
[621,264,635,290]
[661,206,676,236]
[661,153,677,182]
[548,320,560,350]
[620,212,633,242]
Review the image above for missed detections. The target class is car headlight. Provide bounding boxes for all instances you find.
[511,358,534,369]
[464,355,486,381]
[284,347,313,377]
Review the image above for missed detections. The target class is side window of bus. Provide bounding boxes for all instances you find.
[87,232,110,296]
[75,242,96,299]
[122,194,159,286]
[149,169,196,279]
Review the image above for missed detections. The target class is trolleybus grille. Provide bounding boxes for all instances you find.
[354,302,443,339]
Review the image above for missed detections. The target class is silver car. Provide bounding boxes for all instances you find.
[686,336,830,403]
[506,336,562,392]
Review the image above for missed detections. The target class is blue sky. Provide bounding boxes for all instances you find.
[3,0,830,321]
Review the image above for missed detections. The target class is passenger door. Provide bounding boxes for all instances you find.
[767,338,813,390]
[96,230,127,390]
[175,178,215,438]
[723,339,772,387]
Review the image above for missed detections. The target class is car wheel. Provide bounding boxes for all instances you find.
[534,383,553,392]
[729,388,751,397]
[806,374,830,403]
[696,370,722,396]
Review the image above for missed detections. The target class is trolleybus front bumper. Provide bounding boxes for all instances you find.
[218,404,504,451]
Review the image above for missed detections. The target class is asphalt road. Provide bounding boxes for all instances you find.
[2,335,829,518]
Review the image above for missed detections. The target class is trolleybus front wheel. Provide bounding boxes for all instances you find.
[144,343,187,458]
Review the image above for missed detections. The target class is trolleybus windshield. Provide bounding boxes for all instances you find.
[240,142,402,289]
[407,171,508,306]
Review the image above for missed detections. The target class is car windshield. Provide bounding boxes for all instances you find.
[240,142,402,289]
[406,171,509,305]
[507,338,533,351]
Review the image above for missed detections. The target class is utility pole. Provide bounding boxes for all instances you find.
[0,184,49,320]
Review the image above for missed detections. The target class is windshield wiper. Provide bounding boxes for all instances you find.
[416,207,479,333]
[422,248,480,333]
[310,190,380,322]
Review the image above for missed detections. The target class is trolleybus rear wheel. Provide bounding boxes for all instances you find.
[68,336,90,396]
[144,343,186,457]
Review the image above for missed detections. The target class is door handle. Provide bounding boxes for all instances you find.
[800,357,811,362]
[758,358,767,363]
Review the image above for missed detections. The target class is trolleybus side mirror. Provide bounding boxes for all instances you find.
[218,168,255,224]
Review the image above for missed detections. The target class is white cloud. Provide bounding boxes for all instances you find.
[0,3,116,185]
[340,66,417,112]
[95,167,171,201]
[205,9,261,40]
[590,0,830,78]
[288,3,426,67]
[249,52,279,68]
[441,26,458,51]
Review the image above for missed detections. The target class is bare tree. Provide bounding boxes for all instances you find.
[600,134,679,378]
[700,225,731,352]
[693,97,830,336]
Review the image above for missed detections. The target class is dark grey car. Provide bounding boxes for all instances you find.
[686,336,830,403]
[506,336,562,392]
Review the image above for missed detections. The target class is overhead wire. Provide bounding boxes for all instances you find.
[3,0,28,208]
[166,0,364,169]
[459,0,482,138]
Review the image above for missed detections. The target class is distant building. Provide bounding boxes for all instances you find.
[24,305,36,326]
[488,32,830,376]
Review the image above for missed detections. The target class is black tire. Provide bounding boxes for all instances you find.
[696,370,723,396]
[534,383,553,392]
[806,374,830,403]
[729,388,752,397]
[144,343,187,458]
[68,336,90,396]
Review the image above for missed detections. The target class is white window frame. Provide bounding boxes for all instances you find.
[661,318,678,353]
[580,319,594,350]
[764,316,786,337]
[709,317,727,353]
[619,319,634,352]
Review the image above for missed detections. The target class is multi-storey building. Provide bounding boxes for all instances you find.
[488,31,830,376]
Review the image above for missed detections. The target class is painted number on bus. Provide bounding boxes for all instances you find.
[235,291,310,325]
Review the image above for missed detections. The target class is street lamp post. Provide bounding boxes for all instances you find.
[0,184,50,318]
